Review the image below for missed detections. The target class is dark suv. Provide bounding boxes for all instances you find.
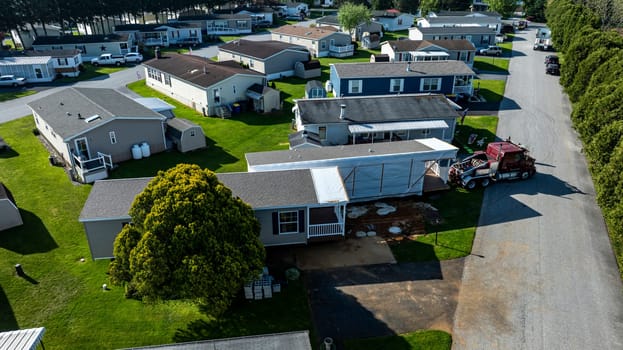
[546,63,560,75]
[544,55,559,65]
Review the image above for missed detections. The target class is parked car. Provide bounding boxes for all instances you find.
[0,75,27,87]
[124,52,143,63]
[544,55,559,65]
[546,63,560,75]
[478,45,503,56]
[91,53,125,66]
[175,37,200,47]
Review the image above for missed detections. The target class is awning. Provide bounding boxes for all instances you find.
[246,90,263,100]
[411,51,450,57]
[348,120,449,134]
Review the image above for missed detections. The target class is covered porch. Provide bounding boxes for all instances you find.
[348,120,450,144]
[72,152,112,183]
[307,205,347,239]
[329,44,354,57]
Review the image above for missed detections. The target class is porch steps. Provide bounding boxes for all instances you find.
[215,105,231,119]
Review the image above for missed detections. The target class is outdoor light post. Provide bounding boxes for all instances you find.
[433,218,441,246]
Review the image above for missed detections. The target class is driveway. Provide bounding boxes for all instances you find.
[306,259,464,345]
[452,26,623,349]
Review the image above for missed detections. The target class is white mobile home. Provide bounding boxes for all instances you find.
[246,138,458,201]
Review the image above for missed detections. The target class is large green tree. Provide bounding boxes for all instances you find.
[485,0,516,18]
[523,0,546,22]
[109,164,265,316]
[338,2,372,36]
[420,0,440,17]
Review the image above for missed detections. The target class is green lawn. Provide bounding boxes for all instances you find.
[0,89,36,102]
[473,56,510,73]
[389,116,498,263]
[474,79,506,103]
[344,330,452,350]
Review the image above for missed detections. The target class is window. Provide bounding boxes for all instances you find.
[482,36,490,44]
[421,128,431,136]
[348,80,362,94]
[147,68,162,82]
[75,45,86,54]
[279,211,299,234]
[460,51,468,61]
[421,78,441,92]
[318,126,327,140]
[214,88,221,103]
[454,75,472,86]
[390,78,403,92]
[109,131,117,144]
[164,74,171,86]
[320,40,326,49]
[120,43,128,50]
[190,129,196,137]
[398,18,403,25]
[74,57,79,64]
[57,58,68,66]
[249,59,254,67]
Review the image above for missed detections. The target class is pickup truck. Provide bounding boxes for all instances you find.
[478,45,503,56]
[90,53,125,66]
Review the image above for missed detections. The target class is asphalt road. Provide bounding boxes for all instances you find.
[452,27,623,349]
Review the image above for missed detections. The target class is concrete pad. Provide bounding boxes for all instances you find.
[292,236,397,270]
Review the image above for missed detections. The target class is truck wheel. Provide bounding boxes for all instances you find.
[481,178,490,187]
[115,62,121,66]
[466,180,477,190]
[521,171,530,180]
[93,62,99,66]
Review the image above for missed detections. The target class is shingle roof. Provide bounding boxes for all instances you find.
[114,23,196,32]
[426,16,501,25]
[217,170,319,208]
[166,117,200,132]
[415,26,496,35]
[219,40,308,60]
[0,56,51,66]
[0,182,15,203]
[79,177,152,220]
[436,10,501,17]
[272,25,343,39]
[247,139,435,166]
[213,6,275,14]
[142,54,262,88]
[384,39,476,51]
[24,49,81,57]
[32,34,130,45]
[315,15,339,25]
[178,13,251,21]
[331,60,474,79]
[295,93,460,125]
[27,88,166,140]
[79,170,323,218]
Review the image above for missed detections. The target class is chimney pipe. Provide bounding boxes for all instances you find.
[339,104,346,120]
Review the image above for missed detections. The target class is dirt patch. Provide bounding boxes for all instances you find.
[346,197,442,245]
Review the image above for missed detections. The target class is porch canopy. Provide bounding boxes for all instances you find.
[411,51,450,58]
[348,120,449,134]
[0,327,46,350]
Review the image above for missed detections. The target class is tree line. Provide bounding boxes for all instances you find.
[546,0,623,276]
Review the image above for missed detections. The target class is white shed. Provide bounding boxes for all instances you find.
[246,138,458,201]
[0,183,23,231]
[166,118,206,153]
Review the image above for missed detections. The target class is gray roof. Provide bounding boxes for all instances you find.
[217,170,319,208]
[247,139,434,166]
[295,93,460,125]
[32,34,130,45]
[219,40,308,60]
[166,117,201,132]
[121,331,311,350]
[315,15,339,25]
[415,26,497,35]
[305,80,323,90]
[27,88,166,140]
[331,61,474,79]
[79,177,152,221]
[436,10,501,17]
[426,16,500,25]
[79,169,324,220]
[288,130,322,148]
[383,39,476,51]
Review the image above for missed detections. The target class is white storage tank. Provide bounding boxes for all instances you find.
[131,144,142,159]
[140,142,151,158]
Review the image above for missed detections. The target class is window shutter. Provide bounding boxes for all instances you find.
[298,210,305,233]
[272,212,279,235]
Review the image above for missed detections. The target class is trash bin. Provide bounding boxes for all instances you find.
[232,103,241,114]
[48,155,56,166]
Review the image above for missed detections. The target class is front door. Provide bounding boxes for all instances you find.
[75,137,90,159]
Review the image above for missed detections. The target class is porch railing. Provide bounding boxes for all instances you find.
[308,223,344,238]
[329,44,354,57]
[453,85,474,96]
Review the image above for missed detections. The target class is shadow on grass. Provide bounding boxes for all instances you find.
[0,148,19,158]
[474,60,508,73]
[0,209,57,254]
[108,137,239,178]
[230,111,292,127]
[0,286,18,331]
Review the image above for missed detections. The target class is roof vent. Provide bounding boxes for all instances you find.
[339,104,346,120]
[84,114,101,123]
[78,113,84,119]
[66,112,71,116]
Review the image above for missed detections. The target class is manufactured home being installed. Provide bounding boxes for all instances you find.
[246,138,458,201]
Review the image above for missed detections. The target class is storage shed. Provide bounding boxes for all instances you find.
[305,80,327,99]
[166,118,206,153]
[246,84,281,113]
[246,138,458,201]
[0,182,23,231]
[294,60,321,79]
